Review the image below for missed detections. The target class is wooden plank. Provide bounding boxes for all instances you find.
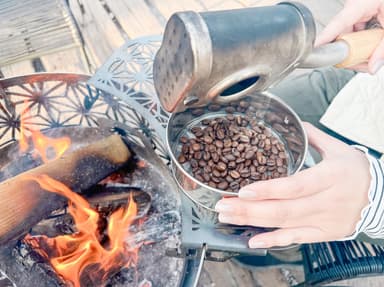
[200,260,257,287]
[148,0,206,20]
[104,0,165,38]
[40,48,89,74]
[0,61,35,78]
[68,0,125,69]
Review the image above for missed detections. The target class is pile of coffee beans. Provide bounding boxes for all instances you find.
[177,112,288,192]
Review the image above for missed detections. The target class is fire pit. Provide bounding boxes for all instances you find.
[0,74,184,287]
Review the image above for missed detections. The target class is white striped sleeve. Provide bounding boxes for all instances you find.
[343,146,384,240]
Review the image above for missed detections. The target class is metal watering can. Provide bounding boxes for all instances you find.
[153,1,384,113]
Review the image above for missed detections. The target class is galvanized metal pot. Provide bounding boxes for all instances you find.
[167,91,308,211]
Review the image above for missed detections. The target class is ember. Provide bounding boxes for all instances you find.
[23,174,140,287]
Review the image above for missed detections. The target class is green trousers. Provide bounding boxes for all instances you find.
[271,67,384,246]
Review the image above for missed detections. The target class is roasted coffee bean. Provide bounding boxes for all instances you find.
[212,169,221,178]
[208,181,217,188]
[218,181,229,190]
[198,160,207,167]
[237,143,245,152]
[228,161,236,169]
[180,136,188,144]
[203,135,213,144]
[216,129,225,140]
[194,151,202,160]
[239,135,250,143]
[178,154,186,163]
[278,151,287,159]
[192,143,201,151]
[229,170,241,179]
[203,173,211,182]
[216,162,227,172]
[245,150,255,160]
[195,174,204,182]
[276,158,284,167]
[191,108,204,116]
[208,104,221,111]
[177,112,289,192]
[225,154,236,161]
[229,181,240,191]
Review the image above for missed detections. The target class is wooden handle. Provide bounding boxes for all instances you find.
[335,28,384,68]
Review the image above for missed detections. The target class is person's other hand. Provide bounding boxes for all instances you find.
[315,0,384,74]
[215,123,371,248]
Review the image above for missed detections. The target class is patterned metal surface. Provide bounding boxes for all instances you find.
[0,72,169,161]
[88,35,169,159]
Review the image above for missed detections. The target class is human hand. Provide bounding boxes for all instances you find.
[215,122,371,248]
[315,0,384,74]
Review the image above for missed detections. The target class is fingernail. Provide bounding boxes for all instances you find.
[215,201,231,212]
[218,214,232,223]
[249,241,267,249]
[238,187,256,198]
[372,60,384,74]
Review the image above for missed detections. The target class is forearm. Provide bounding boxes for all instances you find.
[346,147,384,239]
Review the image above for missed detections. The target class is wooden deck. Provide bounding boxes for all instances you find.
[2,0,384,286]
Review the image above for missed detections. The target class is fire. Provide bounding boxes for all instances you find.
[19,102,71,163]
[23,174,139,287]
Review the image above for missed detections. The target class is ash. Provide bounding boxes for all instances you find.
[105,155,184,287]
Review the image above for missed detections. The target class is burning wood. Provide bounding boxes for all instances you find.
[0,134,131,245]
[23,175,140,287]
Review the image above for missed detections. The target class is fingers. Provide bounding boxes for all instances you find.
[315,6,360,46]
[215,197,316,228]
[368,38,384,74]
[238,163,332,200]
[248,227,325,248]
[303,122,347,157]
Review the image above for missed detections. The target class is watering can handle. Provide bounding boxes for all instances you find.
[300,28,384,68]
[336,28,384,68]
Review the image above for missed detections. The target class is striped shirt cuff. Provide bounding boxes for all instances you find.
[343,146,384,240]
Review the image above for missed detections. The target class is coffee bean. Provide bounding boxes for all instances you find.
[177,112,289,192]
[191,108,204,116]
[229,170,241,179]
[203,173,211,182]
[225,106,236,114]
[239,135,250,143]
[178,154,186,163]
[212,169,221,178]
[218,181,229,190]
[216,129,225,140]
[228,161,236,169]
[216,162,227,172]
[192,143,201,151]
[198,160,207,167]
[195,174,204,182]
[237,144,245,152]
[208,104,221,111]
[203,135,213,144]
[245,150,255,160]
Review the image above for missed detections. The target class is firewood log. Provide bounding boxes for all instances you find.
[0,134,131,245]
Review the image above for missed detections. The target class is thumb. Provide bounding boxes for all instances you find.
[303,122,348,158]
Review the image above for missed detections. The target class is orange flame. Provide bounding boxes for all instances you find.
[19,102,71,163]
[23,174,139,287]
